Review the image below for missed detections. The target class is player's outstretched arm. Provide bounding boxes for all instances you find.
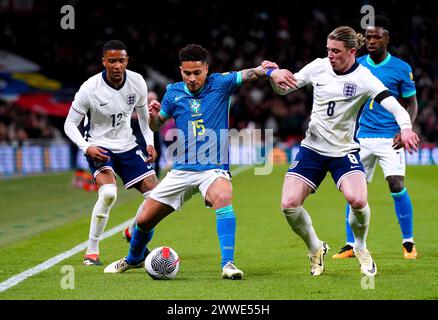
[240,65,297,91]
[148,99,167,132]
[259,60,298,95]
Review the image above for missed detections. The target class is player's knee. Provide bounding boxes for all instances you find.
[99,184,117,206]
[348,197,367,210]
[213,193,232,208]
[281,196,301,210]
[140,175,159,193]
[387,177,404,193]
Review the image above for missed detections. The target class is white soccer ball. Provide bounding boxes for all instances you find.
[145,246,180,280]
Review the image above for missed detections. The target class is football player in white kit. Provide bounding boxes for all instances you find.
[64,40,158,266]
[263,26,419,277]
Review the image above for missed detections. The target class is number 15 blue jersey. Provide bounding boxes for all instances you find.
[159,72,243,171]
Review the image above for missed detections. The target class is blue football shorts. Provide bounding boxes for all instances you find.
[286,146,365,191]
[86,145,155,189]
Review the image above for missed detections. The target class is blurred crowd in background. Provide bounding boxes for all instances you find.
[1,0,437,147]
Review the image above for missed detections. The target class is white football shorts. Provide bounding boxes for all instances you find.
[149,169,231,211]
[359,137,406,182]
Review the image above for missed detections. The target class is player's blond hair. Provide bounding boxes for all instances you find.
[328,26,365,50]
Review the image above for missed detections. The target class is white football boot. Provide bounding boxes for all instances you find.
[222,261,244,280]
[309,242,329,276]
[104,257,144,274]
[354,248,377,277]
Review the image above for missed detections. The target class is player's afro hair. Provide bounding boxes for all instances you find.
[179,44,208,64]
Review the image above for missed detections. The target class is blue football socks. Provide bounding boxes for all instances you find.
[216,205,236,268]
[345,187,414,245]
[392,188,414,241]
[126,224,154,265]
[345,203,355,246]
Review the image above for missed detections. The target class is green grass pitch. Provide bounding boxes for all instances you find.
[0,165,437,300]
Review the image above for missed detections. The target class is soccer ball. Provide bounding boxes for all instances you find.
[145,246,180,280]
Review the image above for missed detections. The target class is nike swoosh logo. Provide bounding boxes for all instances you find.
[100,102,109,106]
[350,166,361,169]
[367,262,376,275]
[318,244,327,266]
[174,96,183,102]
[147,165,152,169]
[316,83,327,86]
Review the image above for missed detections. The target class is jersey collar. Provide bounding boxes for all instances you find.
[102,70,127,90]
[333,60,360,75]
[366,52,392,68]
[183,82,206,96]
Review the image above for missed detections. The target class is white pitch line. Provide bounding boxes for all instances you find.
[0,166,253,293]
[0,219,133,293]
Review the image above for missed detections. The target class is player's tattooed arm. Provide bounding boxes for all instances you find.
[240,67,268,82]
[240,63,297,91]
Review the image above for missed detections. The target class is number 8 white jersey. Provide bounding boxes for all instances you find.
[69,70,149,153]
[293,57,387,157]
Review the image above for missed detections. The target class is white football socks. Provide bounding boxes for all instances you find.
[283,206,322,253]
[86,184,117,255]
[348,203,370,252]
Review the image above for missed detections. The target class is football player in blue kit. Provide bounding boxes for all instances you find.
[104,44,296,279]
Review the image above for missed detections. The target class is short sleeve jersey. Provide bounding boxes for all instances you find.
[159,72,242,171]
[71,69,147,153]
[357,53,416,138]
[293,57,388,157]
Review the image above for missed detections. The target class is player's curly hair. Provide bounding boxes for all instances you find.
[179,44,209,64]
[328,26,365,50]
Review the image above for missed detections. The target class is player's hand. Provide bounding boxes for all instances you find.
[148,100,161,118]
[392,133,402,150]
[270,69,297,91]
[86,146,110,162]
[146,145,157,163]
[400,128,420,154]
[261,60,280,69]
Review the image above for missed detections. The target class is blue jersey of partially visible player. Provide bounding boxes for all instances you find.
[357,53,416,138]
[159,72,243,171]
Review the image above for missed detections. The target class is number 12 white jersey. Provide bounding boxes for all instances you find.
[293,57,387,157]
[68,69,151,153]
